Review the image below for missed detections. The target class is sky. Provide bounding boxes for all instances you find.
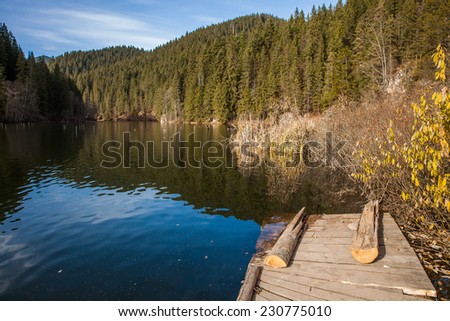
[0,0,336,57]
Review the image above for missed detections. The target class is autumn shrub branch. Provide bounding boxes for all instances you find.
[352,45,450,230]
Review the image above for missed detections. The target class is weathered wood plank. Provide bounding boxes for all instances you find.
[295,245,420,262]
[315,214,362,219]
[263,270,430,301]
[264,208,306,268]
[297,237,353,245]
[302,230,408,241]
[257,280,323,301]
[298,234,411,247]
[308,222,399,232]
[310,218,398,228]
[237,264,262,301]
[267,262,436,297]
[292,248,424,268]
[296,244,417,256]
[254,294,268,301]
[312,215,396,222]
[312,213,396,226]
[303,231,356,238]
[292,256,423,272]
[256,289,292,301]
[282,268,435,298]
[260,273,364,301]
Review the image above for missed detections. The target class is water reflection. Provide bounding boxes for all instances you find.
[0,122,361,300]
[1,122,362,223]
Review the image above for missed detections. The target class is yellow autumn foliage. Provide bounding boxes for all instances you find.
[353,45,450,228]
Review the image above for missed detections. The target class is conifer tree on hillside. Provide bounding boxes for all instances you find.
[0,23,83,121]
[2,0,447,122]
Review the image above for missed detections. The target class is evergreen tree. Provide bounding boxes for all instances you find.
[0,23,84,121]
[396,0,419,61]
[15,49,27,84]
[0,65,5,118]
[34,57,50,115]
[323,0,349,105]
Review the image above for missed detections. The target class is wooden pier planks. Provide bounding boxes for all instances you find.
[239,212,437,301]
[237,264,262,301]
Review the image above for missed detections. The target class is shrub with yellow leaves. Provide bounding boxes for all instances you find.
[353,44,450,229]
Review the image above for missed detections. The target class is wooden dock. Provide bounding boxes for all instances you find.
[238,212,437,301]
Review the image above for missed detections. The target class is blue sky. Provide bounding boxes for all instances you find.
[1,0,336,57]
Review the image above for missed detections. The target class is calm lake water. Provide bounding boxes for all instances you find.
[0,122,360,300]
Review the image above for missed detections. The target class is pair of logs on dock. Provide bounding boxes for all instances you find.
[264,207,307,268]
[350,200,380,264]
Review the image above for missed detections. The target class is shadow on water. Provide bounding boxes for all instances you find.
[0,122,363,300]
[0,122,85,220]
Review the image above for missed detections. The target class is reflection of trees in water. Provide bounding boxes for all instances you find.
[239,161,363,215]
[62,123,276,223]
[0,123,85,221]
[1,123,278,225]
[255,212,295,253]
[294,167,363,214]
[265,166,303,205]
[230,117,364,216]
[0,122,364,229]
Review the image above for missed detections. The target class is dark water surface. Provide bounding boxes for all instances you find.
[0,122,360,300]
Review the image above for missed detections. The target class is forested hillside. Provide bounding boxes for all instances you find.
[53,0,450,122]
[2,0,449,122]
[0,24,83,121]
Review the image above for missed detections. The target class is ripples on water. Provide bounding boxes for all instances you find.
[0,122,360,300]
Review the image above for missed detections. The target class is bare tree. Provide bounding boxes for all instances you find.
[354,0,394,89]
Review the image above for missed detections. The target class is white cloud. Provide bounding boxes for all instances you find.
[193,15,222,25]
[126,0,161,5]
[46,8,149,31]
[21,29,78,45]
[22,7,174,51]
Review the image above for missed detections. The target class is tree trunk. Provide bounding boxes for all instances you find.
[350,200,379,264]
[264,207,307,268]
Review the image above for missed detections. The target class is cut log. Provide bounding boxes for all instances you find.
[237,263,262,301]
[264,208,307,268]
[350,200,379,264]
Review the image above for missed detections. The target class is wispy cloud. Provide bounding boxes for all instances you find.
[20,29,78,45]
[193,15,222,25]
[126,0,161,5]
[21,7,173,52]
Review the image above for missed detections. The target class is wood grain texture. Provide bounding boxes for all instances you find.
[350,201,379,264]
[238,211,437,300]
[264,208,306,268]
[256,289,292,301]
[237,264,262,301]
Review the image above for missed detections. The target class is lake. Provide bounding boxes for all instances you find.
[0,122,360,300]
